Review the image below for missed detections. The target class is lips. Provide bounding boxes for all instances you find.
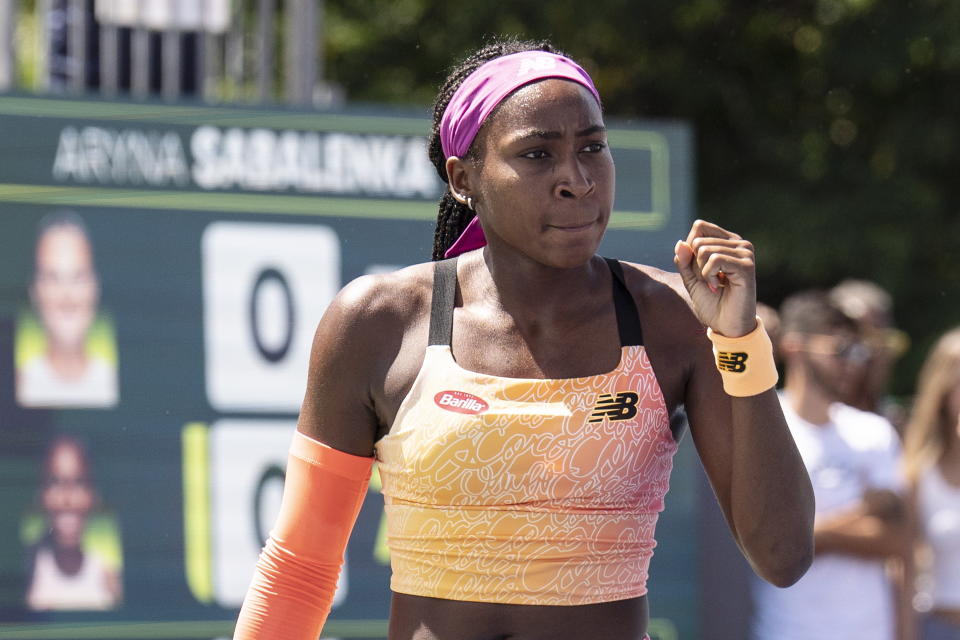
[546,218,598,232]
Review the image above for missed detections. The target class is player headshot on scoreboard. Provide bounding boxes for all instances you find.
[24,434,123,611]
[15,210,119,408]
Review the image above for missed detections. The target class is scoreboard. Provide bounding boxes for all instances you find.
[0,94,695,640]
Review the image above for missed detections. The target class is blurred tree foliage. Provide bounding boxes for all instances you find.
[325,0,960,396]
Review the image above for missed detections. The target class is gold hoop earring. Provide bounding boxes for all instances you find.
[466,196,474,211]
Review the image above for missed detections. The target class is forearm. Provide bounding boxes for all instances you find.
[233,431,373,640]
[814,507,908,559]
[727,389,815,587]
[235,538,342,640]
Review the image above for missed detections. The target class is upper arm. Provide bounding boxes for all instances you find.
[626,265,793,523]
[296,271,425,457]
[681,312,740,518]
[645,269,738,500]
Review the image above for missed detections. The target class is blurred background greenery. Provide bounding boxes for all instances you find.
[318,0,960,398]
[9,0,958,395]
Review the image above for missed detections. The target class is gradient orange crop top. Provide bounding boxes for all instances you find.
[374,258,682,606]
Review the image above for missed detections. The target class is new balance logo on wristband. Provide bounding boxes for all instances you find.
[588,392,640,422]
[717,351,749,373]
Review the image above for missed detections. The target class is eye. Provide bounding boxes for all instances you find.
[521,149,549,160]
[581,141,607,153]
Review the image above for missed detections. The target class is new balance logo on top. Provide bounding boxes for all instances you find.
[717,351,749,373]
[588,392,640,423]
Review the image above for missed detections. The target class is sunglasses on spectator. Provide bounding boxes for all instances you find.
[800,334,873,364]
[863,327,910,358]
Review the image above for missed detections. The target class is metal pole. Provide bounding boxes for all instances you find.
[0,0,16,91]
[303,0,317,104]
[312,0,338,106]
[201,30,220,102]
[312,0,339,107]
[162,28,180,101]
[225,0,245,100]
[316,0,324,93]
[131,25,149,98]
[284,0,306,104]
[255,0,273,102]
[99,22,118,96]
[299,0,319,104]
[36,0,49,91]
[67,0,86,91]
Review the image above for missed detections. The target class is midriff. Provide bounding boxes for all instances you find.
[388,592,649,640]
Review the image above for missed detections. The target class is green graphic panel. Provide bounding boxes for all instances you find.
[0,94,695,639]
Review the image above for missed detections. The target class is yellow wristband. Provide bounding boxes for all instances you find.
[706,316,779,397]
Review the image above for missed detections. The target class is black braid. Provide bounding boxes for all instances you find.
[429,37,563,260]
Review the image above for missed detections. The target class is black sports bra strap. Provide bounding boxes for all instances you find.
[604,258,645,347]
[431,257,640,347]
[429,257,458,346]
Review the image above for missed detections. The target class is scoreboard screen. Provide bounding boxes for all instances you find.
[0,94,695,640]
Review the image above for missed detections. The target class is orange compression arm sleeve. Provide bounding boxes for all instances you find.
[233,431,374,640]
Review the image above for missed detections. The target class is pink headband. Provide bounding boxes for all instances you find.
[440,50,601,159]
[440,50,601,258]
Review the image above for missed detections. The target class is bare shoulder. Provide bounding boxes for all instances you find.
[616,261,699,324]
[299,261,435,453]
[314,260,435,379]
[327,261,434,336]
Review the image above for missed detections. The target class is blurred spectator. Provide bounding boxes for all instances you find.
[752,290,907,640]
[25,435,122,610]
[756,301,782,366]
[829,279,910,432]
[902,328,960,639]
[16,211,118,408]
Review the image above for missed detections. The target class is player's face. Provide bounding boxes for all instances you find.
[42,442,94,549]
[470,79,615,269]
[32,227,99,353]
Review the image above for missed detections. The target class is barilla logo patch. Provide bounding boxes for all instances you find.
[434,390,489,415]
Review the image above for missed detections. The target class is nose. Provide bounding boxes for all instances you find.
[554,156,595,200]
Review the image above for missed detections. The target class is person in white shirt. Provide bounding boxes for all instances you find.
[16,211,118,408]
[828,279,910,434]
[903,328,960,639]
[752,290,908,640]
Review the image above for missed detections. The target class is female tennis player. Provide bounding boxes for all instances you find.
[233,38,814,640]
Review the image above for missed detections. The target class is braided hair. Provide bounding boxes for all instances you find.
[428,38,563,261]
